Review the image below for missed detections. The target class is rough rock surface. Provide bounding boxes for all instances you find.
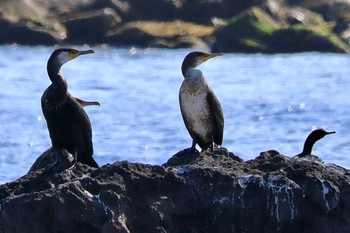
[211,7,349,53]
[0,0,349,53]
[1,148,350,233]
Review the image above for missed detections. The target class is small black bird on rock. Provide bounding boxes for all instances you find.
[296,128,335,158]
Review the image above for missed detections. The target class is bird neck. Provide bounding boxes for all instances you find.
[47,60,68,89]
[301,136,317,156]
[47,58,64,81]
[181,62,190,77]
[47,70,68,101]
[183,67,203,80]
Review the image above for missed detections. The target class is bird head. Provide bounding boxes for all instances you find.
[297,128,336,157]
[48,48,95,70]
[309,128,336,141]
[181,51,223,77]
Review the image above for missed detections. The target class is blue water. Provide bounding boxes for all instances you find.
[0,45,349,184]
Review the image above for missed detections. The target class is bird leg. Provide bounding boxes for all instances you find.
[210,135,215,152]
[190,140,197,152]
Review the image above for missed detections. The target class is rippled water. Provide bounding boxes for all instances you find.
[0,45,349,184]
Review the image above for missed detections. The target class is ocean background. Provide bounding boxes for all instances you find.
[0,45,349,184]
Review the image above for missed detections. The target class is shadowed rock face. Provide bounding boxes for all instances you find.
[1,148,350,233]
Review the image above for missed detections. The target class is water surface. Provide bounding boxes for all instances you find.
[0,45,349,184]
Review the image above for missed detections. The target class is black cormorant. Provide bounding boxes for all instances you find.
[41,48,98,168]
[179,51,224,151]
[296,128,335,157]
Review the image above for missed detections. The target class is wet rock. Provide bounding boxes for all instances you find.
[1,148,350,233]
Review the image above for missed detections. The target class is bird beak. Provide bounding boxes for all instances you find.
[209,52,224,58]
[77,49,95,56]
[202,52,224,62]
[69,49,95,59]
[325,131,336,135]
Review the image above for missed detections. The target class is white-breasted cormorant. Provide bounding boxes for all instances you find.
[41,48,99,168]
[179,51,224,151]
[296,128,335,157]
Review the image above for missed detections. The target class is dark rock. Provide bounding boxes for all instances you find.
[284,0,350,21]
[1,149,350,233]
[262,0,288,22]
[163,147,243,167]
[82,0,130,18]
[269,25,350,53]
[179,0,260,25]
[285,7,326,25]
[212,6,350,53]
[0,0,67,45]
[106,20,214,48]
[28,147,75,173]
[124,0,180,21]
[0,18,65,45]
[334,15,350,43]
[63,8,121,44]
[211,7,280,53]
[0,0,349,53]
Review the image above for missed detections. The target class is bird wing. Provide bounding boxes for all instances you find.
[207,88,224,146]
[67,96,93,155]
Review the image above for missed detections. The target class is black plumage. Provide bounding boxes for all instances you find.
[296,128,335,157]
[41,48,98,168]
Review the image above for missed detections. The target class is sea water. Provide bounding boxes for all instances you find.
[0,45,349,184]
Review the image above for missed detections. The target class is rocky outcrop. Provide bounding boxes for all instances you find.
[0,0,349,52]
[334,15,350,43]
[106,20,214,48]
[1,148,350,233]
[63,8,121,44]
[211,7,350,53]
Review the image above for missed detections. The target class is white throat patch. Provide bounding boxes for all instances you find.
[57,53,72,66]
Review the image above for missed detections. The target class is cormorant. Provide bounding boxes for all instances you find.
[179,51,224,151]
[296,128,335,157]
[41,48,98,168]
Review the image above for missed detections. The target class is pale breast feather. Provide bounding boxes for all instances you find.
[180,83,213,140]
